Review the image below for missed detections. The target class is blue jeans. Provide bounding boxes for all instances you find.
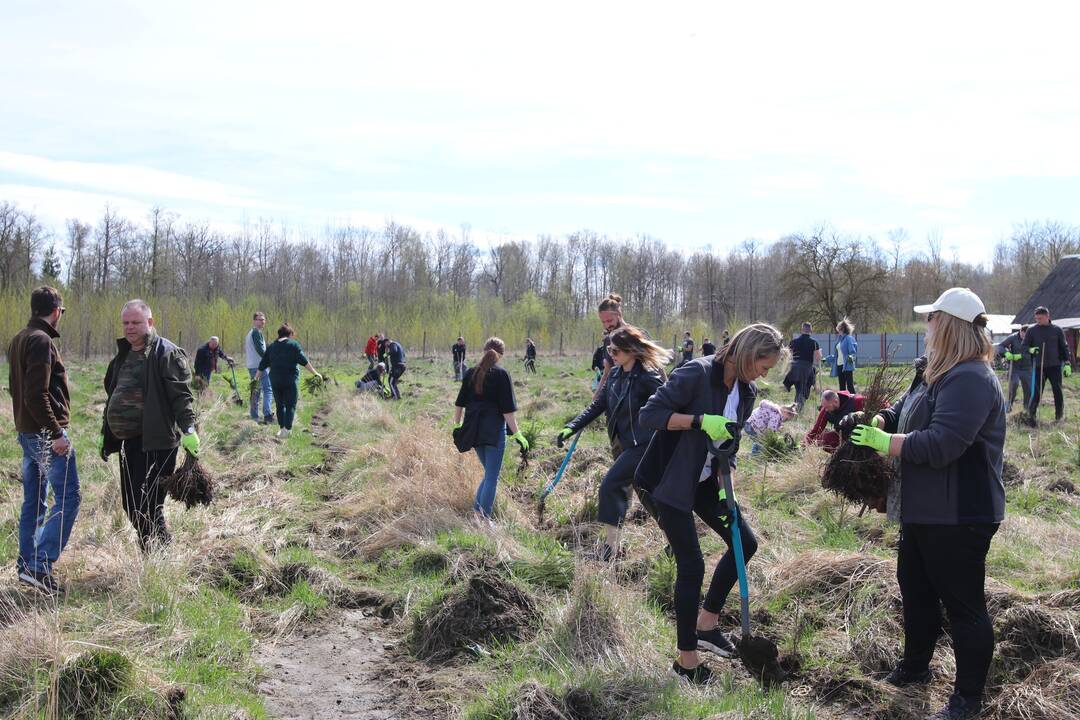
[473,433,506,517]
[248,368,273,419]
[18,432,81,574]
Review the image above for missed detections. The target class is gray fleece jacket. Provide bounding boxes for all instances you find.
[878,359,1006,525]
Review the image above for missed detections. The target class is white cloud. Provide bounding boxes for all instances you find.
[0,152,260,207]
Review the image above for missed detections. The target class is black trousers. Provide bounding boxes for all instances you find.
[898,522,999,700]
[597,443,647,526]
[1029,365,1064,419]
[119,436,178,552]
[837,369,855,393]
[390,363,406,399]
[656,479,758,651]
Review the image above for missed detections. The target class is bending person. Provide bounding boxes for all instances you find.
[636,323,788,684]
[556,325,670,561]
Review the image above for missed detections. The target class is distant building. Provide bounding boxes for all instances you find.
[1011,254,1080,363]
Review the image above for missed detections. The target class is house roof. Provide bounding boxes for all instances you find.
[985,314,1016,336]
[1011,255,1080,325]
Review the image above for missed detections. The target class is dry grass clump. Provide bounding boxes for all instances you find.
[988,658,1080,720]
[56,648,133,720]
[331,419,477,558]
[998,603,1080,663]
[765,550,893,602]
[409,569,541,662]
[510,681,569,720]
[554,573,626,663]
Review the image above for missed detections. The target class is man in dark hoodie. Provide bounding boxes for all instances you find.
[7,287,80,594]
[1023,306,1072,422]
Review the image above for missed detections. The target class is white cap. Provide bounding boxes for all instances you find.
[913,288,986,322]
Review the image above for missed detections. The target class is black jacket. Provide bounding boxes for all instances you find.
[1023,323,1071,367]
[591,345,606,372]
[997,332,1030,373]
[636,356,757,512]
[193,343,229,376]
[567,360,663,449]
[103,334,196,454]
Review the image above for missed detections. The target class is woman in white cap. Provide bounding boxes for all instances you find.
[850,287,1005,720]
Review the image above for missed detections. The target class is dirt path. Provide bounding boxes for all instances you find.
[257,610,409,720]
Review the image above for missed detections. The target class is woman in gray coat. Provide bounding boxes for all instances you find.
[851,288,1005,720]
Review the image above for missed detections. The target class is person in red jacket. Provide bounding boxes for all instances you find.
[364,333,379,370]
[805,389,864,451]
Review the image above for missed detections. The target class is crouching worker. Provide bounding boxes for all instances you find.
[850,288,1005,720]
[635,323,788,684]
[556,325,670,561]
[356,363,390,397]
[100,299,199,553]
[805,389,864,452]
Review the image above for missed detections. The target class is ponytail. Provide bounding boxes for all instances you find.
[473,337,506,394]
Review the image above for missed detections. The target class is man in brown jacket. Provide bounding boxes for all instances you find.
[6,286,81,594]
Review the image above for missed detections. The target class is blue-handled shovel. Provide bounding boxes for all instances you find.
[537,431,580,523]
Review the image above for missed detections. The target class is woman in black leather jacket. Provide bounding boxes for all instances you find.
[556,325,671,560]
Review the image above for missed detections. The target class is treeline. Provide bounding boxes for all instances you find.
[1,200,1077,357]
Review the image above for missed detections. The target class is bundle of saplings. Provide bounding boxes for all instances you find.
[821,358,911,507]
[163,452,214,509]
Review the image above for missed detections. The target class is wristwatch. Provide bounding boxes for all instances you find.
[185,426,196,435]
[691,415,702,430]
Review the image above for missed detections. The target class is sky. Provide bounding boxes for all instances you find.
[3,0,1080,266]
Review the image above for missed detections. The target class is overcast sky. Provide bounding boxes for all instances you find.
[3,0,1080,265]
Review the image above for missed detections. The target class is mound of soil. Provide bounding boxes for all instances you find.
[1047,478,1077,494]
[410,569,541,662]
[1001,460,1023,487]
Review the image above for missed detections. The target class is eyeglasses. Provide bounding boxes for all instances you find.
[59,307,66,315]
[608,346,622,356]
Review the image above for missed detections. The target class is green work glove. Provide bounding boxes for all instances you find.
[700,414,735,443]
[1029,346,1040,356]
[1065,364,1073,378]
[556,426,574,448]
[851,424,891,455]
[97,433,107,461]
[453,421,463,430]
[180,431,201,457]
[511,431,530,453]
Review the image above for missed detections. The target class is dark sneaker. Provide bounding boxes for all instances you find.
[18,569,59,595]
[697,627,737,658]
[671,660,713,685]
[927,694,981,720]
[884,665,931,688]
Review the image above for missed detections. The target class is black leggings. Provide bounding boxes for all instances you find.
[119,436,178,552]
[837,369,855,393]
[597,443,646,526]
[898,523,998,699]
[656,478,759,651]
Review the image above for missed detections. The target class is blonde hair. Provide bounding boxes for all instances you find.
[608,325,673,371]
[924,312,994,385]
[715,323,790,382]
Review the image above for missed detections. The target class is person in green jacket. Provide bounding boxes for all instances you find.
[255,323,322,437]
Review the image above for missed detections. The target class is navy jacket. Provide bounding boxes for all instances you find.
[878,360,1006,525]
[567,360,663,450]
[635,356,757,512]
[997,332,1030,374]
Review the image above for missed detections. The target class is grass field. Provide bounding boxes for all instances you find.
[1,354,1078,719]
